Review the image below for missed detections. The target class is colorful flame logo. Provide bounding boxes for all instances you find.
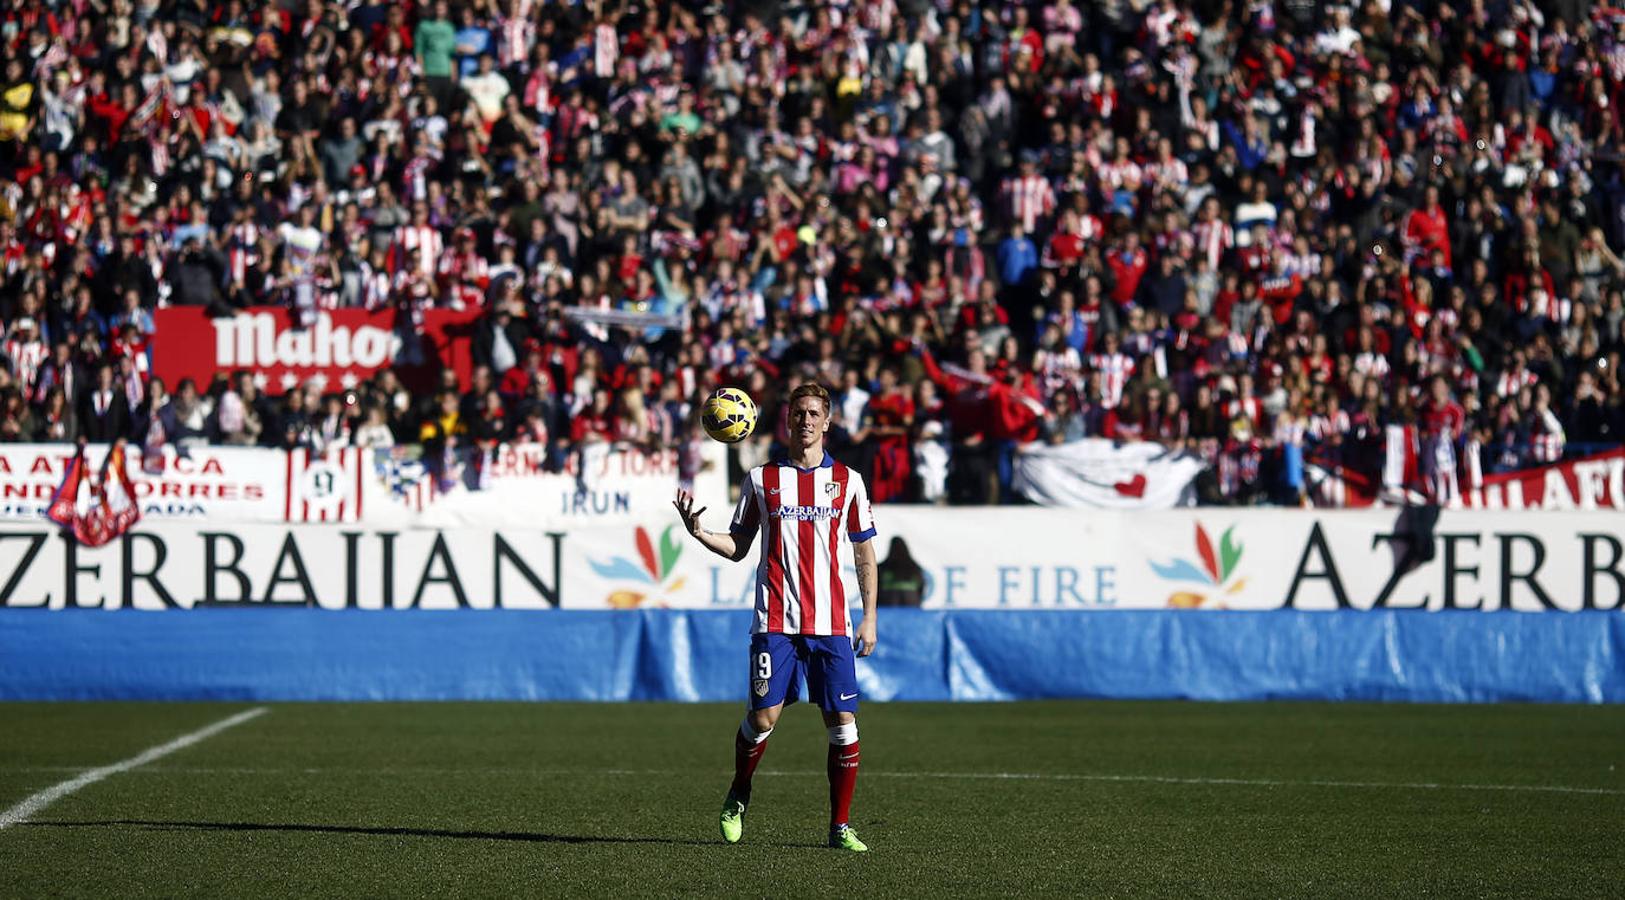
[1149,523,1245,608]
[589,524,687,608]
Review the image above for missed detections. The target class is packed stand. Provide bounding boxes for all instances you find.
[0,0,1622,506]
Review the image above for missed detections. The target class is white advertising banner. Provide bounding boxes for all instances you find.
[1011,439,1206,509]
[0,443,303,522]
[0,442,725,528]
[5,507,1619,612]
[0,522,564,610]
[361,442,728,529]
[558,506,1625,612]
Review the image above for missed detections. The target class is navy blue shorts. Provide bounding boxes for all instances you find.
[748,633,859,714]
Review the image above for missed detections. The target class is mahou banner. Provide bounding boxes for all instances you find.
[1461,447,1625,511]
[151,306,482,395]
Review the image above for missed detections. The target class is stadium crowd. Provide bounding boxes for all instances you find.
[0,0,1623,505]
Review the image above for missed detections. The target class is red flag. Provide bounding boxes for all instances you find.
[50,443,143,548]
[46,446,88,531]
[98,441,142,543]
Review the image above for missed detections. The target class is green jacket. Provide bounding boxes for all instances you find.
[415,19,457,78]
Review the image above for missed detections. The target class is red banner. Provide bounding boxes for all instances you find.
[1463,447,1625,511]
[151,307,483,395]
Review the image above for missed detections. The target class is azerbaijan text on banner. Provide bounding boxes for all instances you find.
[8,507,1618,612]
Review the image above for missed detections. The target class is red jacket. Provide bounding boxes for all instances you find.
[989,376,1043,442]
[1404,205,1451,268]
[919,348,993,442]
[1106,247,1148,306]
[1259,274,1303,326]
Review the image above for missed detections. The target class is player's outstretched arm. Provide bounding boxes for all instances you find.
[853,537,878,657]
[673,488,751,562]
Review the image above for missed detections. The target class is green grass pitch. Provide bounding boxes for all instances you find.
[1,701,1622,898]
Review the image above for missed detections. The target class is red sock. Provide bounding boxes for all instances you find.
[828,739,860,829]
[731,731,769,800]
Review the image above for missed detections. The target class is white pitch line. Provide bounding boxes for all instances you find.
[851,770,1625,797]
[0,707,268,830]
[0,760,1616,798]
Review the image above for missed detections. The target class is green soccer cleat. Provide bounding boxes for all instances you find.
[828,824,868,852]
[719,791,746,844]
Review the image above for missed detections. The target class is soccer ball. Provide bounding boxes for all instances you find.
[702,387,759,443]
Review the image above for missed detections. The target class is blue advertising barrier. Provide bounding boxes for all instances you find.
[0,609,1621,703]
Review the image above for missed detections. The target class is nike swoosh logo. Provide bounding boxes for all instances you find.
[768,488,781,495]
[839,692,858,701]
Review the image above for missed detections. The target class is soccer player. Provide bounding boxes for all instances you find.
[673,382,879,852]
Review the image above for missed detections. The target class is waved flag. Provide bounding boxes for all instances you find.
[49,442,142,547]
[1012,439,1206,509]
[45,446,89,532]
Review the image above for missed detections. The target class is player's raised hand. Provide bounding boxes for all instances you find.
[672,488,707,537]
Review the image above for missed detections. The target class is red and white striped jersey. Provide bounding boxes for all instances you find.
[227,222,261,286]
[1001,174,1056,233]
[1096,159,1143,194]
[1352,351,1391,381]
[1495,368,1538,398]
[729,453,877,636]
[4,338,47,394]
[1144,157,1188,191]
[496,11,535,68]
[395,225,443,276]
[1306,409,1349,443]
[1089,351,1135,408]
[1528,409,1565,463]
[1191,219,1232,271]
[1226,395,1263,428]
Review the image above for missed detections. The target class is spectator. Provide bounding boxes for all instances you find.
[866,367,915,503]
[469,389,510,447]
[158,378,212,451]
[876,537,925,607]
[312,395,353,453]
[462,54,512,125]
[275,389,315,451]
[415,0,458,107]
[472,303,526,377]
[568,387,615,450]
[996,224,1038,290]
[0,0,1612,510]
[170,237,230,315]
[35,387,79,444]
[131,377,169,451]
[79,363,129,443]
[1041,390,1087,445]
[0,388,34,443]
[351,402,394,449]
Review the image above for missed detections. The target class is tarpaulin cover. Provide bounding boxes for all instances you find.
[0,609,1621,703]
